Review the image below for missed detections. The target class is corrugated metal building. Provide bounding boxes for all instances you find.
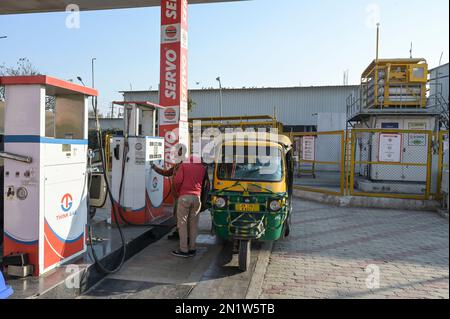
[429,63,449,102]
[122,85,359,132]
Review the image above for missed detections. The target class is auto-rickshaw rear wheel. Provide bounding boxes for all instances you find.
[238,240,251,271]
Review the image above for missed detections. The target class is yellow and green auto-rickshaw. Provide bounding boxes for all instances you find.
[210,134,294,271]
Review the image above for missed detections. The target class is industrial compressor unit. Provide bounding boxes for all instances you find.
[361,58,428,109]
[348,57,442,195]
[0,75,97,276]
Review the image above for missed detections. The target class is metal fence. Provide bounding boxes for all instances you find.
[437,131,449,200]
[348,129,433,200]
[290,131,345,196]
[283,129,449,201]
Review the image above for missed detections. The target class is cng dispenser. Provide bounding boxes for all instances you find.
[0,76,97,276]
[110,102,168,225]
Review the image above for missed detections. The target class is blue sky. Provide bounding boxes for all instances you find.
[0,0,449,115]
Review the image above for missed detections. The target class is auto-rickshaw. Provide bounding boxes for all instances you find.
[210,134,294,271]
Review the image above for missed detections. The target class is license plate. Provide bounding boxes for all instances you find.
[235,203,260,212]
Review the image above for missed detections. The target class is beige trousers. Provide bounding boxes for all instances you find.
[177,195,201,253]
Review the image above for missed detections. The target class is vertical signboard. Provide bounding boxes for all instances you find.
[159,0,189,168]
[301,136,316,161]
[378,133,402,163]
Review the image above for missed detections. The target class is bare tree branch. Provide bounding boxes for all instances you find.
[0,58,41,103]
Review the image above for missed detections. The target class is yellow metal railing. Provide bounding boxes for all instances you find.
[348,129,434,200]
[361,59,428,109]
[104,133,112,172]
[291,131,346,196]
[189,115,283,132]
[287,128,444,201]
[436,130,449,200]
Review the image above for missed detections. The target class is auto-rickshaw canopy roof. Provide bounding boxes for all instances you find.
[0,0,243,14]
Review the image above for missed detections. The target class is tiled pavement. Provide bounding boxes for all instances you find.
[258,200,449,299]
[81,199,449,299]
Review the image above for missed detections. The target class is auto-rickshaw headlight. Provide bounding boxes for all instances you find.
[214,197,227,209]
[269,200,282,212]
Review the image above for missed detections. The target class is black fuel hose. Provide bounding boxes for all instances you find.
[87,99,173,276]
[86,96,127,274]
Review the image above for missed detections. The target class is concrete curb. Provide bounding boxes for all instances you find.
[245,241,273,299]
[293,189,441,212]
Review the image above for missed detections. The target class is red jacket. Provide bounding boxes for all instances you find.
[173,157,207,197]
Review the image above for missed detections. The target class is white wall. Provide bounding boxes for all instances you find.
[317,113,347,132]
[315,113,346,171]
[430,63,449,102]
[0,101,4,134]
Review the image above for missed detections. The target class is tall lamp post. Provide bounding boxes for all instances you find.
[216,76,223,118]
[77,76,86,87]
[91,58,97,88]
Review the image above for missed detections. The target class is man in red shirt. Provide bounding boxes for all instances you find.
[151,160,183,240]
[172,155,208,258]
[151,143,186,240]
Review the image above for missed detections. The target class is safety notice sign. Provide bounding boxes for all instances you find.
[301,136,316,161]
[378,133,402,163]
[408,122,427,146]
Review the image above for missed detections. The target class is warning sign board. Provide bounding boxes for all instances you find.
[301,136,316,161]
[378,133,402,163]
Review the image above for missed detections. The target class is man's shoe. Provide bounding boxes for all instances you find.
[188,250,197,257]
[172,250,190,258]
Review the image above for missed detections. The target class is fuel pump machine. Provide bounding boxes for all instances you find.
[110,101,168,225]
[0,75,97,276]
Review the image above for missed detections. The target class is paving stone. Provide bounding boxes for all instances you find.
[258,199,449,299]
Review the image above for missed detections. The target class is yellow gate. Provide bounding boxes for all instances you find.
[290,131,345,196]
[348,129,434,200]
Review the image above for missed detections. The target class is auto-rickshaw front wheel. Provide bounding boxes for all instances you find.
[238,240,251,271]
[283,202,293,238]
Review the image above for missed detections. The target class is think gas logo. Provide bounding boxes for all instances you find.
[61,193,73,212]
[152,177,159,189]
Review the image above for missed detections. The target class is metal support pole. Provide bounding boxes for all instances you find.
[217,77,223,118]
[376,23,380,61]
[91,58,96,88]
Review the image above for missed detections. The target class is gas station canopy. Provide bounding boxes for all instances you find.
[0,0,242,14]
[0,75,98,96]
